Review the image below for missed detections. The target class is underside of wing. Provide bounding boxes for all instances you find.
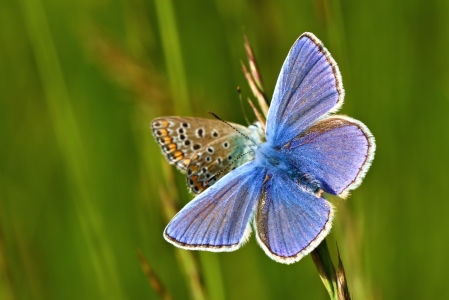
[152,117,252,172]
[186,134,256,194]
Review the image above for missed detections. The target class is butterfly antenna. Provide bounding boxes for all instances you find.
[205,150,254,185]
[237,86,251,126]
[208,111,258,147]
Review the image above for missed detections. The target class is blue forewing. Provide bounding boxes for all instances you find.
[266,33,344,147]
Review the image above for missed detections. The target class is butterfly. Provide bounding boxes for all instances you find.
[152,32,375,264]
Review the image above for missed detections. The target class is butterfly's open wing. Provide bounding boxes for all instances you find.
[164,162,266,251]
[255,172,334,264]
[286,116,375,198]
[266,33,344,147]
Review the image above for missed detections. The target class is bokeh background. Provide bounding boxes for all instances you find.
[1,0,449,299]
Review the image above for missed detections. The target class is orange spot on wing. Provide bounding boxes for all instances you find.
[162,143,177,153]
[156,128,169,136]
[158,136,172,145]
[152,120,170,128]
[168,150,184,162]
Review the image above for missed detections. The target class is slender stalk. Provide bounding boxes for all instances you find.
[19,0,123,298]
[160,173,207,300]
[311,240,338,299]
[243,34,269,116]
[154,0,191,116]
[137,249,173,300]
[154,2,227,299]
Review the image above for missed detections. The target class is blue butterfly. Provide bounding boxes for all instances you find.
[152,32,375,264]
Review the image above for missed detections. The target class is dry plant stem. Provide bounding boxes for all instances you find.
[137,249,173,300]
[311,241,352,300]
[241,63,269,117]
[247,97,266,132]
[243,34,269,116]
[336,246,351,299]
[244,34,264,92]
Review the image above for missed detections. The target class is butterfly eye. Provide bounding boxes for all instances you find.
[211,130,219,138]
[192,144,201,150]
[183,140,191,146]
[222,141,229,149]
[205,156,212,163]
[177,128,185,134]
[207,147,214,154]
[182,122,189,128]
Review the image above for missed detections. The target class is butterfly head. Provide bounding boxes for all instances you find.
[247,121,265,145]
[248,122,266,152]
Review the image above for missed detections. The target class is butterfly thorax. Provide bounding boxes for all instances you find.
[255,142,320,194]
[254,142,293,173]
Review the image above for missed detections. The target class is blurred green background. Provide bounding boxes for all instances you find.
[1,0,449,299]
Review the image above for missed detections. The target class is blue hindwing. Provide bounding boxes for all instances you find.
[255,171,334,264]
